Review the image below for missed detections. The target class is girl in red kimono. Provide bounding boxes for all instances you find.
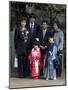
[28,38,42,79]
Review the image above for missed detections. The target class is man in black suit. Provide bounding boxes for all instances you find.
[14,17,31,78]
[38,20,52,76]
[27,14,40,48]
[38,20,51,53]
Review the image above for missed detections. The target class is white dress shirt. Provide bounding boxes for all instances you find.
[30,22,35,30]
[43,29,47,39]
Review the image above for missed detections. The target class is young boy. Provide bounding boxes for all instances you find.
[43,35,58,80]
[28,38,42,79]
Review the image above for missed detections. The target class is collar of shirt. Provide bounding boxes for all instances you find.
[43,29,47,39]
[30,22,35,28]
[43,29,47,33]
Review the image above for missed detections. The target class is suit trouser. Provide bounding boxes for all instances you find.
[41,50,46,76]
[17,53,28,77]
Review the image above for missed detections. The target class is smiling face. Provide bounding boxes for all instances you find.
[42,22,48,29]
[30,17,36,23]
[21,20,27,27]
[48,37,54,43]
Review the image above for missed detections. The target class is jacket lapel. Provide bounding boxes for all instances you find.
[41,30,43,40]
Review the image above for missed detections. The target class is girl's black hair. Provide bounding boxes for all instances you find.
[48,33,54,38]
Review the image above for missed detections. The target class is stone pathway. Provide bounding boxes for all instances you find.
[10,76,66,89]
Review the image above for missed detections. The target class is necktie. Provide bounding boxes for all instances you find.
[31,24,34,34]
[43,30,45,39]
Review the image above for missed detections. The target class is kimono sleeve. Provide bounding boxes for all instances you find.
[52,45,57,60]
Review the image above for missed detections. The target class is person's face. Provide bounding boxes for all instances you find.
[30,17,35,23]
[34,45,38,48]
[53,23,58,31]
[21,20,26,27]
[48,38,53,43]
[42,22,48,29]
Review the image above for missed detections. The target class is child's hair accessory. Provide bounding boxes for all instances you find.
[33,38,40,45]
[35,38,39,41]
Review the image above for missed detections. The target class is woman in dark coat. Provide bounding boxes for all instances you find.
[14,17,31,78]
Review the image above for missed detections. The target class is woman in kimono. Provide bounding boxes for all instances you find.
[28,38,42,79]
[43,35,58,80]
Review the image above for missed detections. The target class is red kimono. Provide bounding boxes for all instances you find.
[28,47,42,78]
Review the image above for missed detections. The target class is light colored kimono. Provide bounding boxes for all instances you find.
[43,43,57,80]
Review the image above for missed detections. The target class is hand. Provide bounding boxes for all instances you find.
[40,45,45,50]
[44,45,47,48]
[40,45,43,48]
[49,51,52,55]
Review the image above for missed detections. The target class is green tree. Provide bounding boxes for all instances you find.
[35,4,66,25]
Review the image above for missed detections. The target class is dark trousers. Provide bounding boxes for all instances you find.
[17,53,28,78]
[56,51,62,77]
[41,49,46,76]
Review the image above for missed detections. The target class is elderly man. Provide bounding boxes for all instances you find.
[53,21,64,77]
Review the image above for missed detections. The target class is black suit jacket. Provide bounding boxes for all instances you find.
[38,28,51,46]
[27,23,40,47]
[14,27,31,55]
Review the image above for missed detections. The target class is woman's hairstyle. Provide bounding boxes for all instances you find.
[53,20,60,28]
[18,17,27,27]
[20,17,27,22]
